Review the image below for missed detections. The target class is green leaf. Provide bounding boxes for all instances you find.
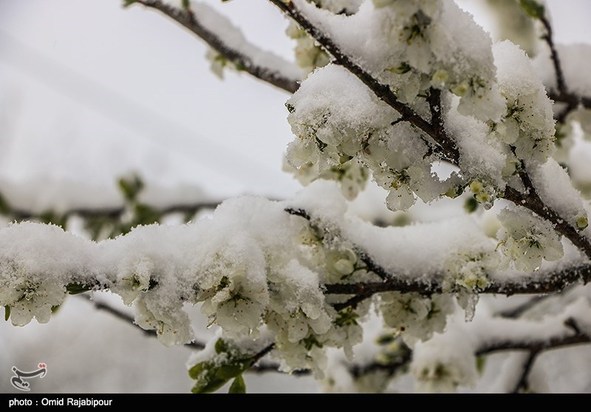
[40,211,67,228]
[335,307,359,327]
[118,175,144,203]
[476,356,487,374]
[519,0,544,19]
[4,306,10,321]
[228,375,246,394]
[133,204,161,226]
[66,283,92,295]
[122,0,137,7]
[464,197,478,214]
[0,192,11,215]
[189,339,255,394]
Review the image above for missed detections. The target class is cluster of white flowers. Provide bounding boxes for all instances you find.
[286,0,362,73]
[284,64,460,211]
[283,0,526,211]
[497,208,564,272]
[410,319,479,392]
[489,41,556,164]
[443,250,494,321]
[379,292,453,344]
[0,259,67,326]
[364,0,505,120]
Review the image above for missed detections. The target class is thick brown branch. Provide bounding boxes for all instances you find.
[128,0,300,93]
[325,263,591,305]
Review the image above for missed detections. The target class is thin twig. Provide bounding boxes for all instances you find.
[78,294,206,350]
[128,0,300,93]
[540,16,567,97]
[497,295,550,319]
[511,350,540,393]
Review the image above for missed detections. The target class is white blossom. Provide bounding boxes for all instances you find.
[497,208,564,272]
[380,292,453,344]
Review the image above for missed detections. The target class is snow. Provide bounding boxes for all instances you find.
[2,0,591,394]
[189,2,304,83]
[529,159,588,230]
[444,96,507,189]
[492,41,555,164]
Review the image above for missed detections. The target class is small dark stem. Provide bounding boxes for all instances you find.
[541,16,567,97]
[79,295,205,350]
[130,0,300,93]
[497,295,550,318]
[512,350,540,393]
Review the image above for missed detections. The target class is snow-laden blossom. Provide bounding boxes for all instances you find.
[411,324,478,392]
[497,208,564,272]
[491,41,556,164]
[135,291,192,346]
[286,0,362,73]
[266,260,334,375]
[111,258,153,305]
[197,235,270,338]
[380,292,453,344]
[443,250,495,320]
[0,260,66,326]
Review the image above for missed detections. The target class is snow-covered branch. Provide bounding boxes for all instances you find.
[269,0,459,164]
[272,0,591,263]
[126,0,302,92]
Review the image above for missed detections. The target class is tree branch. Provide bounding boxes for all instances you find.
[3,199,222,223]
[268,0,460,164]
[285,206,591,303]
[127,0,301,93]
[496,295,550,319]
[79,294,206,350]
[324,262,591,302]
[270,0,591,260]
[539,16,591,120]
[511,349,540,393]
[503,184,591,259]
[285,207,390,282]
[540,16,567,98]
[477,327,590,355]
